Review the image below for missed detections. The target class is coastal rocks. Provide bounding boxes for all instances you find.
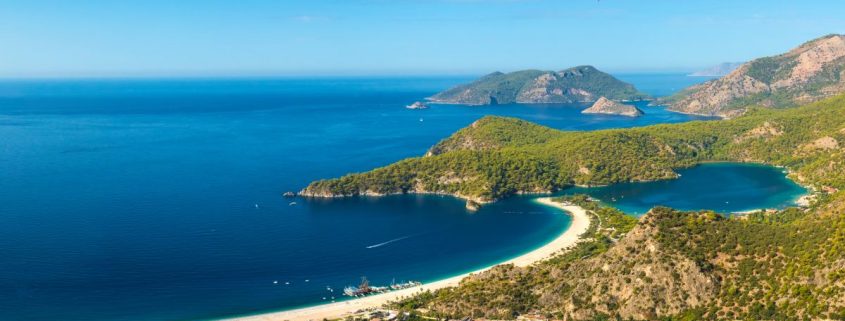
[406,101,429,109]
[795,194,815,207]
[465,200,481,212]
[581,97,644,117]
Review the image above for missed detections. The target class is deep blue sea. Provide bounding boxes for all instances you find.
[0,74,804,321]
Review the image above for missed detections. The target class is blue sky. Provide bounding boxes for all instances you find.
[1,0,844,77]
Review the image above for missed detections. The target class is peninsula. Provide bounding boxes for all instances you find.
[302,93,843,203]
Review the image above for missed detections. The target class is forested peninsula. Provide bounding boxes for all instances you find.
[302,94,845,205]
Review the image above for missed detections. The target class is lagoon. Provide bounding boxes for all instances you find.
[564,163,807,216]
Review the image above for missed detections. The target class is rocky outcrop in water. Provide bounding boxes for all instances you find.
[581,97,644,117]
[406,101,429,109]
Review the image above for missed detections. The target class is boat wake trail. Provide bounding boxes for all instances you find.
[365,235,412,249]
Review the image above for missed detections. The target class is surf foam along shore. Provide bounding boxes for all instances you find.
[227,197,591,321]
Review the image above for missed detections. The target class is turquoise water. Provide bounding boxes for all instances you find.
[564,163,807,216]
[0,74,798,321]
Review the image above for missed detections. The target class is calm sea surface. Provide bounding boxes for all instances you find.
[0,74,803,320]
[565,163,806,216]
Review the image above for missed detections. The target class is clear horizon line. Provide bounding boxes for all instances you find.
[0,68,703,80]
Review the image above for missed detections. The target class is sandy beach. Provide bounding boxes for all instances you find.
[227,197,590,321]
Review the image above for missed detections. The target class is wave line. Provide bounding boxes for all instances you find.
[365,235,412,249]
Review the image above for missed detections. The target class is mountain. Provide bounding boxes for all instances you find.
[307,93,845,320]
[659,34,845,118]
[581,97,644,116]
[688,62,744,77]
[427,66,650,105]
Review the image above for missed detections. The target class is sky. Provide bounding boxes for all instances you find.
[1,0,844,77]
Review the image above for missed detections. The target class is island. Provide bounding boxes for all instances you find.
[659,34,845,118]
[427,65,650,105]
[581,96,644,117]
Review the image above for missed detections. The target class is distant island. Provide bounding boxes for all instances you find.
[427,65,650,105]
[581,97,644,117]
[687,62,743,77]
[659,34,845,118]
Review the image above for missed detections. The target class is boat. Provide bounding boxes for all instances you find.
[390,279,422,290]
[342,277,422,297]
[343,277,391,297]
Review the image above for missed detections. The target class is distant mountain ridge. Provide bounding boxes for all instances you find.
[688,62,744,77]
[428,66,650,105]
[660,34,845,118]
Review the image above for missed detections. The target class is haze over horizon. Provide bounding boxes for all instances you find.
[2,0,844,78]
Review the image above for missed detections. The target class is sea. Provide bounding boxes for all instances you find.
[0,74,806,320]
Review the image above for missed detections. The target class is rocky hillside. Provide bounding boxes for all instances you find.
[581,97,644,116]
[659,34,845,118]
[536,207,720,320]
[427,66,649,105]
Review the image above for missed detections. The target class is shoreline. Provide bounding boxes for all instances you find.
[225,197,591,321]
